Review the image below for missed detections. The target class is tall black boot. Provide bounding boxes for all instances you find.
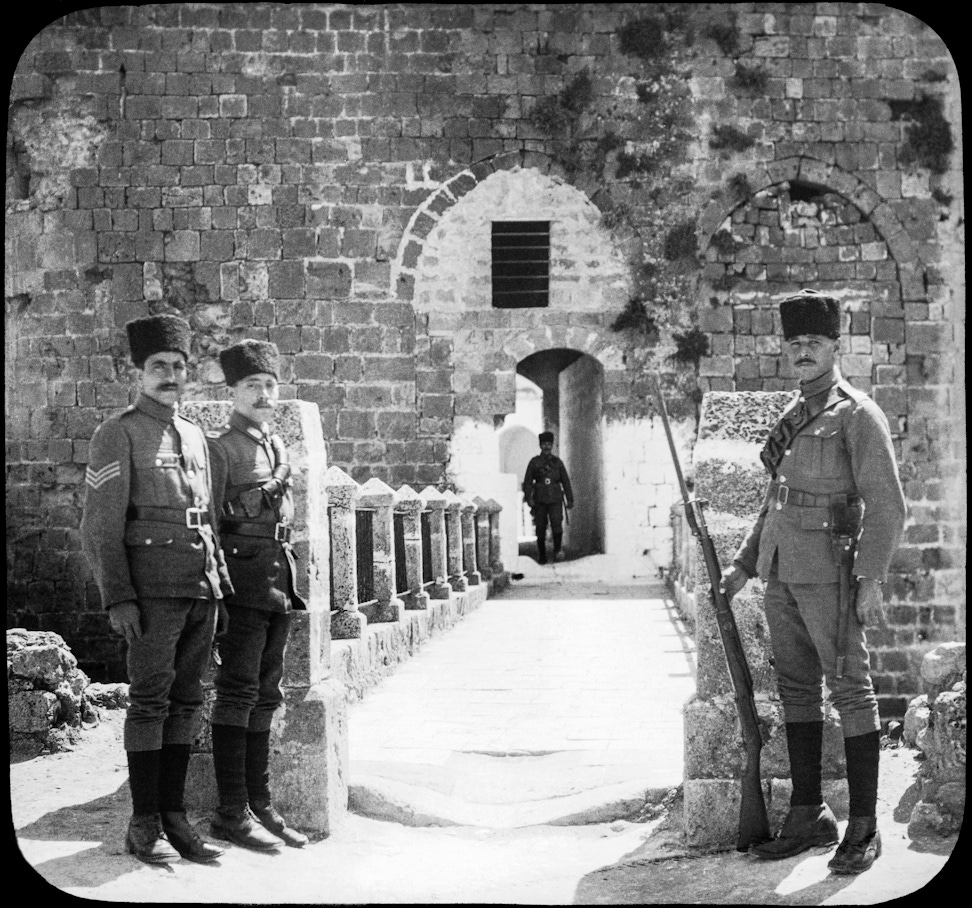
[552,532,564,561]
[829,731,882,874]
[125,749,178,863]
[246,730,308,847]
[210,724,282,851]
[536,537,547,564]
[751,722,838,859]
[158,742,224,863]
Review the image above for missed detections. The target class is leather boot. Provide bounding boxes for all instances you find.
[537,539,547,564]
[828,816,882,874]
[210,805,284,851]
[749,804,839,859]
[125,813,180,863]
[250,799,309,848]
[161,811,225,863]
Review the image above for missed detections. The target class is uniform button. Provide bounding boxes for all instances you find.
[232,548,238,555]
[187,470,195,478]
[155,459,162,466]
[779,475,786,483]
[823,522,829,528]
[815,429,821,435]
[784,449,791,456]
[145,539,152,544]
[775,502,783,510]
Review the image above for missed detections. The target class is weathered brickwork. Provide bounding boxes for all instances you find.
[5,4,963,716]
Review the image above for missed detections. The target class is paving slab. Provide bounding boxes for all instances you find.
[347,553,697,826]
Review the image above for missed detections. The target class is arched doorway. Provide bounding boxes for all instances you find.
[515,348,605,558]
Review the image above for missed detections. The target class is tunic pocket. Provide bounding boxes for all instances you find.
[799,507,834,532]
[225,539,261,560]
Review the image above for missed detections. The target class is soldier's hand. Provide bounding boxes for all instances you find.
[216,600,230,637]
[854,579,887,629]
[718,564,750,600]
[108,601,142,642]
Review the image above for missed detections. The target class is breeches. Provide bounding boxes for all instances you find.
[534,503,564,539]
[212,605,292,731]
[124,597,217,752]
[763,573,880,738]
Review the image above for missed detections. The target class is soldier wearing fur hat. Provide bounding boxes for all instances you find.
[205,339,308,851]
[81,314,233,865]
[719,290,906,874]
[522,431,574,564]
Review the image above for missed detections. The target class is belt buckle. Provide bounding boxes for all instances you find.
[274,523,292,543]
[185,507,204,528]
[776,485,789,505]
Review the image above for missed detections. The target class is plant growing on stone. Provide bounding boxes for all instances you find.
[731,62,768,93]
[709,124,755,153]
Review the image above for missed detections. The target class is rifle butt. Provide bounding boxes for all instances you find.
[736,769,771,851]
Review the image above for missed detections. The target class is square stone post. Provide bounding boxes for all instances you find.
[419,486,452,599]
[180,400,347,835]
[484,497,505,576]
[472,495,493,582]
[326,465,367,640]
[357,478,403,623]
[442,490,468,592]
[395,484,430,610]
[459,495,481,586]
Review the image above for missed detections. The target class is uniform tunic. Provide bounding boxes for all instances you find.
[733,368,906,737]
[207,411,305,731]
[523,453,574,540]
[80,393,232,751]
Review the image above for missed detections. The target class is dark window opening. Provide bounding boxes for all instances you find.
[492,221,550,309]
[788,179,832,204]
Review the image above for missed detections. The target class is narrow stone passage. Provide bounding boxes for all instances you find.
[348,554,697,826]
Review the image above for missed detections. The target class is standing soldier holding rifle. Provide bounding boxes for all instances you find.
[720,290,906,874]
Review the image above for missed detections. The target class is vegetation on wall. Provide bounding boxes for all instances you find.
[709,124,755,153]
[889,95,954,175]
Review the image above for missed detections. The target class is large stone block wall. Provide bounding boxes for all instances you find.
[5,4,964,706]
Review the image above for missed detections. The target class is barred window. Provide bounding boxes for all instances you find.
[491,221,550,309]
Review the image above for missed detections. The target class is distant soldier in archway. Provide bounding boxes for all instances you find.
[522,431,574,564]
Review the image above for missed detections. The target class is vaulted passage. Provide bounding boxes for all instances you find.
[514,348,605,559]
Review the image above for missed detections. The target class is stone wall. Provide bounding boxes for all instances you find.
[5,4,964,708]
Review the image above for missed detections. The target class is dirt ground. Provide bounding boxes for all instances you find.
[9,707,960,905]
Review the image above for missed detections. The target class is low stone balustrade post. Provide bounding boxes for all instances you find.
[459,496,481,586]
[394,485,430,610]
[357,478,403,624]
[442,490,468,592]
[419,486,452,599]
[484,498,505,576]
[326,466,366,640]
[472,495,493,582]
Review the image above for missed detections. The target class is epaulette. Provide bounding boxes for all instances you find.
[836,380,867,404]
[117,404,138,419]
[206,424,232,439]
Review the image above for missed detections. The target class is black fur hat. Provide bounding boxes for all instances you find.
[780,290,841,340]
[219,340,280,386]
[538,431,554,444]
[126,314,192,367]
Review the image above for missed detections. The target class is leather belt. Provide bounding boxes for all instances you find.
[127,506,210,528]
[221,520,292,543]
[771,483,859,508]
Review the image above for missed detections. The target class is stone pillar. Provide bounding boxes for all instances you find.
[326,466,367,640]
[357,478,403,623]
[682,390,846,848]
[419,486,452,600]
[442,490,468,592]
[394,485,430,610]
[459,495,481,586]
[472,495,493,582]
[179,401,347,835]
[484,497,505,576]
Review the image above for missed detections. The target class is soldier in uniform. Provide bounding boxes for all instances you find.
[522,431,574,564]
[720,290,906,875]
[81,314,232,864]
[206,340,308,850]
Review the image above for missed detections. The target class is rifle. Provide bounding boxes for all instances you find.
[653,375,770,851]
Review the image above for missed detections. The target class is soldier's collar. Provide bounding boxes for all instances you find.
[135,393,177,423]
[229,409,269,440]
[798,366,841,402]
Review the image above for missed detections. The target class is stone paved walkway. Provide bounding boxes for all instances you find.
[348,553,698,826]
